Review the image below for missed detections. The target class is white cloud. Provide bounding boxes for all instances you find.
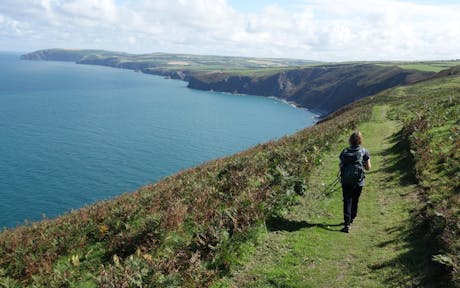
[58,0,118,23]
[298,0,460,60]
[0,0,459,60]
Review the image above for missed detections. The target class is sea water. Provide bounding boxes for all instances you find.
[0,52,316,228]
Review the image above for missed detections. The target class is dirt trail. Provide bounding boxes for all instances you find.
[225,105,423,287]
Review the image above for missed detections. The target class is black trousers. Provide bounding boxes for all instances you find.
[342,185,363,226]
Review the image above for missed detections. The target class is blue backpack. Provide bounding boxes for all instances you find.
[340,147,364,187]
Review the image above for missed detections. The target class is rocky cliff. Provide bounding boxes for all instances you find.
[21,49,434,115]
[76,56,192,80]
[188,65,433,114]
[20,49,121,62]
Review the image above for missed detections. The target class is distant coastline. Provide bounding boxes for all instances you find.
[21,49,437,116]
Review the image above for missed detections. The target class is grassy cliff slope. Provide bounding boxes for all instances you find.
[1,57,459,287]
[0,94,370,287]
[218,75,460,288]
[187,64,432,114]
[222,105,423,287]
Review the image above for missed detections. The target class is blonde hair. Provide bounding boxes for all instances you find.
[349,131,363,147]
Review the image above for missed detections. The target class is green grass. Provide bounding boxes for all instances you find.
[219,105,432,287]
[216,76,460,287]
[397,63,449,72]
[377,61,460,72]
[23,49,319,73]
[2,54,459,286]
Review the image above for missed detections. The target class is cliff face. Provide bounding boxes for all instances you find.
[21,49,435,115]
[76,57,192,80]
[188,65,433,114]
[20,49,116,62]
[433,65,460,78]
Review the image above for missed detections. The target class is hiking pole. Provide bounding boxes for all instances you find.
[323,172,341,196]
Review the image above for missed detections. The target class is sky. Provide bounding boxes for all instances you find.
[1,0,459,61]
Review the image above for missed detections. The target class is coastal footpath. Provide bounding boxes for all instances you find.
[1,52,459,286]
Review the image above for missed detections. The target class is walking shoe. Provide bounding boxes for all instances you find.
[340,225,350,233]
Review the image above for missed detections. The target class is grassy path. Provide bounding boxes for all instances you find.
[221,105,426,287]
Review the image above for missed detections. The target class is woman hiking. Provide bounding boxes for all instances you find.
[339,131,371,233]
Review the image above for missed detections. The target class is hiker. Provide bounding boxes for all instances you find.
[339,131,371,233]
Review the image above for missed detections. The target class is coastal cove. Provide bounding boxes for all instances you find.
[0,52,316,228]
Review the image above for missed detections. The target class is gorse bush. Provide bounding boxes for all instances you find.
[0,100,371,287]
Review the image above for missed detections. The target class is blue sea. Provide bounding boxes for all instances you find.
[0,52,316,228]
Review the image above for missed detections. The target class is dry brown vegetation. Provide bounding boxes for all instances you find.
[0,100,370,287]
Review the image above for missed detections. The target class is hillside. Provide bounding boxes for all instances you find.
[187,64,431,114]
[21,49,433,115]
[20,49,317,75]
[223,105,424,287]
[222,100,459,287]
[0,88,370,287]
[0,60,459,287]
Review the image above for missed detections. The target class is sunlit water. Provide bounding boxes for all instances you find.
[0,52,317,228]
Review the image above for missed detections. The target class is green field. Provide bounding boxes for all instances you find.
[24,49,460,76]
[378,60,460,72]
[21,49,320,75]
